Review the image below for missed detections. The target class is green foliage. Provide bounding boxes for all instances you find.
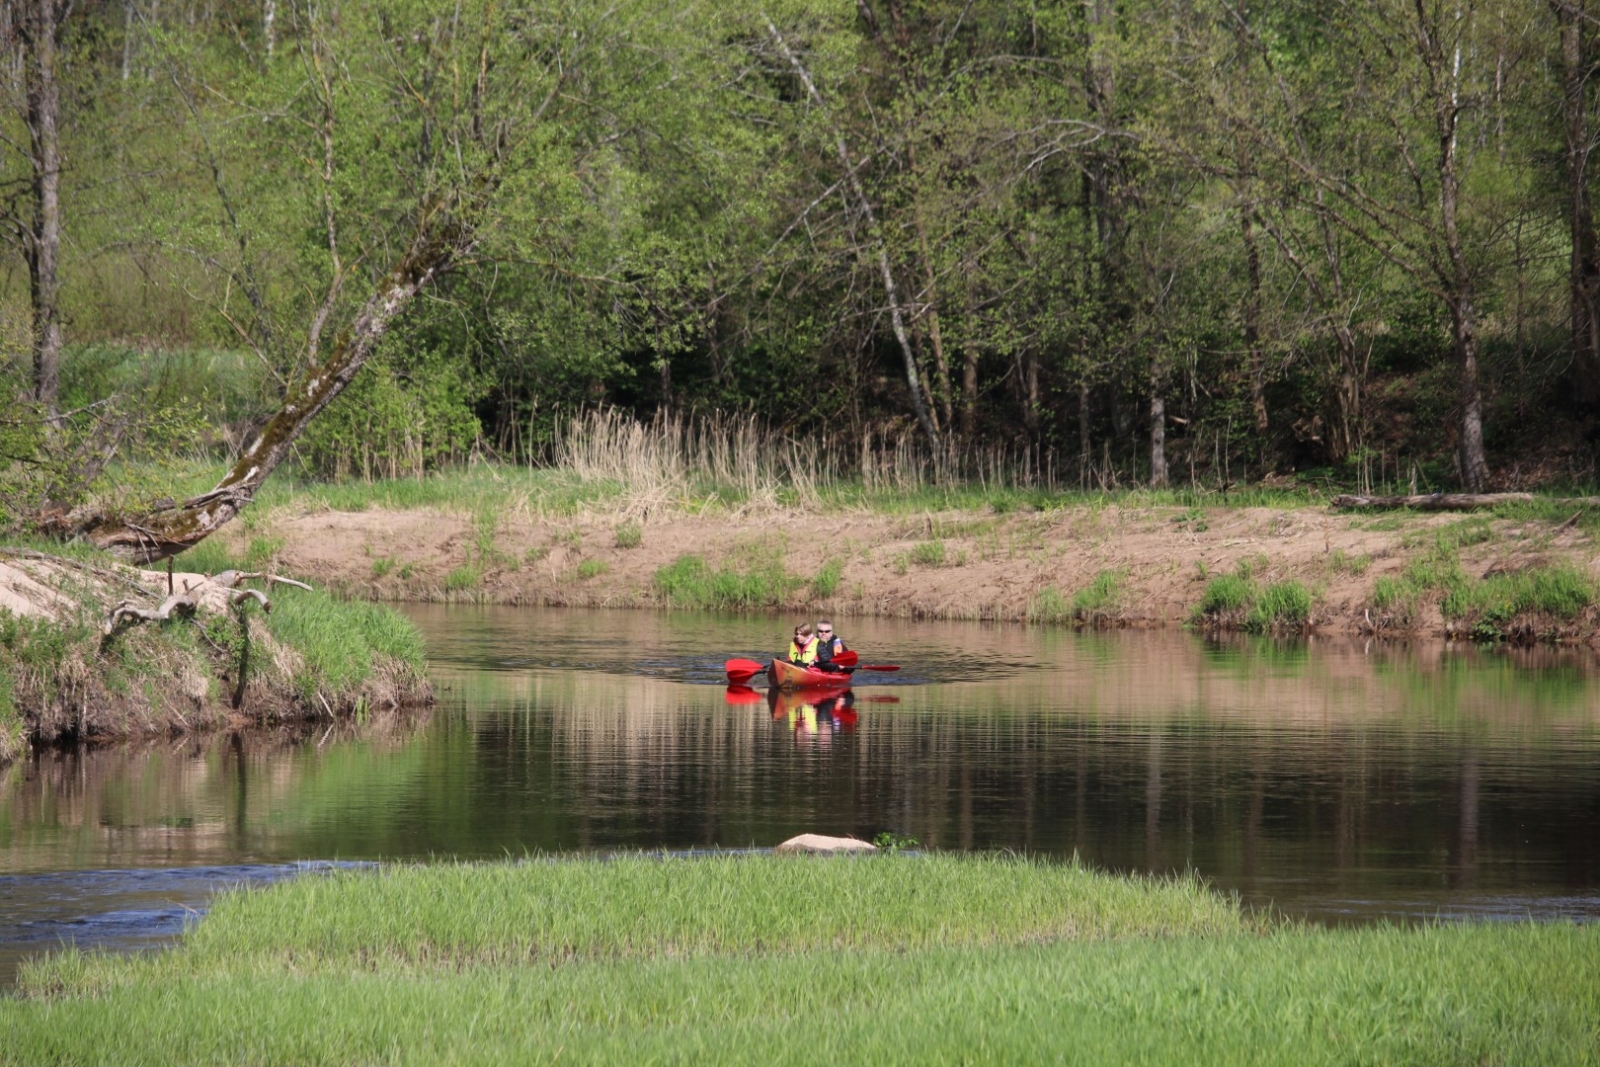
[1026,586,1072,624]
[1194,573,1254,619]
[653,551,803,611]
[614,522,643,549]
[1441,565,1595,641]
[1245,581,1313,634]
[809,558,844,599]
[1327,550,1371,576]
[1072,570,1127,621]
[575,559,608,580]
[263,588,425,700]
[443,565,482,593]
[296,339,484,481]
[871,832,920,853]
[909,540,946,567]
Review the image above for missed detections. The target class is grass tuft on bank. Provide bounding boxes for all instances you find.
[1190,565,1314,635]
[0,541,428,757]
[3,855,1597,1065]
[653,550,805,611]
[1364,524,1599,640]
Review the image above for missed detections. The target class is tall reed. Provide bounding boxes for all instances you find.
[546,407,1071,505]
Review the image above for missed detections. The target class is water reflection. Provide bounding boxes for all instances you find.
[1,609,1597,962]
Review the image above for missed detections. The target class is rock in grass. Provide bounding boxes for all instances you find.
[775,834,877,854]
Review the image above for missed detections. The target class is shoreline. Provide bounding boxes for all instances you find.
[224,497,1600,645]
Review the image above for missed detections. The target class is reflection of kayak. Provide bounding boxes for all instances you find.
[768,685,858,731]
[766,684,852,715]
[766,659,853,689]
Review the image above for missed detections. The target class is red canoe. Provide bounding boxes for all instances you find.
[766,659,853,690]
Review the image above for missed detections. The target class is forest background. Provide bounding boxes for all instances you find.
[6,0,1600,542]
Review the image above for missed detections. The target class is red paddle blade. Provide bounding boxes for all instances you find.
[724,684,763,705]
[725,658,764,682]
[861,694,901,704]
[833,650,860,667]
[857,664,899,671]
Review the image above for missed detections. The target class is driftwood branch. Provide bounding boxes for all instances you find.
[1331,493,1600,511]
[229,588,272,612]
[211,570,313,592]
[104,594,197,634]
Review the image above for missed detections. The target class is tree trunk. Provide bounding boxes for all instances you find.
[961,341,978,437]
[57,205,471,562]
[1452,296,1489,492]
[1554,1,1600,403]
[22,0,65,419]
[1078,376,1092,489]
[1149,389,1168,488]
[1421,3,1489,491]
[1240,207,1268,435]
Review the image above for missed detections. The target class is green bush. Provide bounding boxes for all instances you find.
[910,540,946,566]
[296,336,483,481]
[614,522,643,549]
[576,559,608,580]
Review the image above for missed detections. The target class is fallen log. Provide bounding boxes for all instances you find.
[1330,493,1600,511]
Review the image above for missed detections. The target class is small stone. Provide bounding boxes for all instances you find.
[774,834,878,854]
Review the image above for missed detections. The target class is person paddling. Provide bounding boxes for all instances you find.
[787,623,818,666]
[813,620,849,673]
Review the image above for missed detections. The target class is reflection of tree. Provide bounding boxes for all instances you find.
[0,711,430,871]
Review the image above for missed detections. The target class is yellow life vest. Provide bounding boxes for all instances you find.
[788,637,818,665]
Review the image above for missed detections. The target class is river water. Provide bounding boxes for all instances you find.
[3,607,1598,981]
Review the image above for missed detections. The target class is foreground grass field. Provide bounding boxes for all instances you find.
[3,855,1596,1065]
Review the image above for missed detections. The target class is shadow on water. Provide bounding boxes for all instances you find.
[3,607,1599,981]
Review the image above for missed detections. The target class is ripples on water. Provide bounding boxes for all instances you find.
[3,607,1598,979]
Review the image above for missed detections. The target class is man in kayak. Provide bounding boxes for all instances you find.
[788,623,818,665]
[813,620,849,672]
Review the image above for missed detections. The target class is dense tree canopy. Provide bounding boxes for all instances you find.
[4,0,1600,511]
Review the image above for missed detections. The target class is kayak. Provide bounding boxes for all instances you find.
[766,659,853,689]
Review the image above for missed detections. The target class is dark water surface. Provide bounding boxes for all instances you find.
[4,607,1599,981]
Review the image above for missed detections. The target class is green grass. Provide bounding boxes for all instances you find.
[808,558,844,599]
[1191,568,1312,635]
[1363,519,1598,639]
[262,587,427,700]
[613,521,643,549]
[1441,564,1596,640]
[1071,569,1126,621]
[575,559,608,580]
[1025,586,1072,623]
[3,856,1597,1065]
[653,552,804,610]
[909,539,946,566]
[1194,572,1254,618]
[1244,580,1312,633]
[442,564,482,592]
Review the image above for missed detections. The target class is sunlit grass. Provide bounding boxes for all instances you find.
[653,553,804,611]
[3,855,1597,1065]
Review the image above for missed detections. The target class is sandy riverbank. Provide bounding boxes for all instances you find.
[218,499,1600,642]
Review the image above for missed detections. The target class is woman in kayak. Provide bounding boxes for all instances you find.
[813,620,848,672]
[788,623,818,665]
